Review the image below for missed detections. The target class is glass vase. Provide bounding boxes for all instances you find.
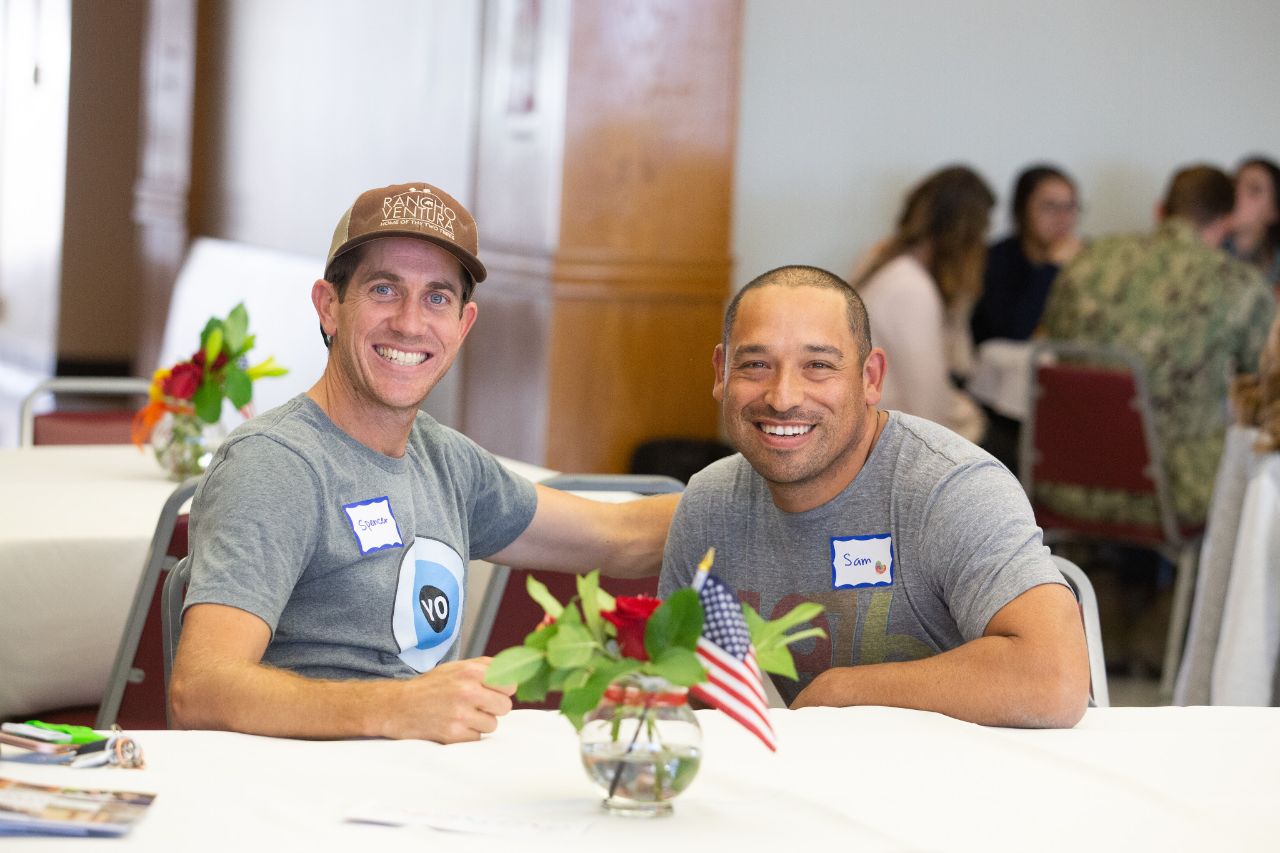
[150,411,221,481]
[578,675,702,817]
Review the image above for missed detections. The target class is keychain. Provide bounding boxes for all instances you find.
[69,726,145,770]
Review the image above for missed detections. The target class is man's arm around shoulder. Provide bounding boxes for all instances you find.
[169,603,514,742]
[791,581,1090,728]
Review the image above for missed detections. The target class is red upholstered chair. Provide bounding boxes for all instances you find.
[1020,341,1203,697]
[19,376,150,446]
[464,474,683,710]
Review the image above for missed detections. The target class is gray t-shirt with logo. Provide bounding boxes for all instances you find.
[183,395,537,680]
[659,411,1062,704]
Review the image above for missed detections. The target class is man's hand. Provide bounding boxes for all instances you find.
[379,658,515,743]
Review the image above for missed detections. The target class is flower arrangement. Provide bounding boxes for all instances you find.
[484,552,825,815]
[132,302,286,478]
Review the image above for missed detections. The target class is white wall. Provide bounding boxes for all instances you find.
[733,0,1280,286]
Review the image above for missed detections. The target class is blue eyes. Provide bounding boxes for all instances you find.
[369,285,450,306]
[428,292,448,305]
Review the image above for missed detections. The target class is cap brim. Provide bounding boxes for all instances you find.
[330,231,487,283]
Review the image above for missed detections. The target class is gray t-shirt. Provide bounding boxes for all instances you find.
[659,411,1062,703]
[184,395,538,680]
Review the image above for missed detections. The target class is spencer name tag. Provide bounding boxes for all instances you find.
[342,496,404,555]
[830,533,894,588]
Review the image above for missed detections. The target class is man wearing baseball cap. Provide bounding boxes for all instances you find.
[169,182,679,743]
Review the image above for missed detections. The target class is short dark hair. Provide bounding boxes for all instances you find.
[1011,164,1076,235]
[723,265,872,363]
[318,242,477,348]
[1162,165,1235,227]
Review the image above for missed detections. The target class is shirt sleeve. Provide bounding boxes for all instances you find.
[916,458,1065,640]
[184,434,323,633]
[456,438,539,560]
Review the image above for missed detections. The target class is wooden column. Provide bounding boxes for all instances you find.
[464,0,741,472]
[132,0,196,375]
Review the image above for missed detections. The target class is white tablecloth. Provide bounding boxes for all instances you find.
[0,446,181,719]
[1,707,1277,850]
[1176,426,1280,705]
[966,338,1033,420]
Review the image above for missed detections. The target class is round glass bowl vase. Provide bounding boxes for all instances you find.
[578,676,702,817]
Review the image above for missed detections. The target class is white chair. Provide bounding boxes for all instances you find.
[1053,554,1109,708]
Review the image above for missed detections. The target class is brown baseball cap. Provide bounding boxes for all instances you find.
[326,182,487,283]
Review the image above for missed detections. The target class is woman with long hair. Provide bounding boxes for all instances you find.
[971,164,1082,345]
[851,165,994,443]
[1227,156,1280,292]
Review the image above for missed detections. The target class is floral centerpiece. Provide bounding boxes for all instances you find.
[132,302,286,479]
[484,550,825,816]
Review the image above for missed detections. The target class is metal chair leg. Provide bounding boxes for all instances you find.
[1160,542,1200,700]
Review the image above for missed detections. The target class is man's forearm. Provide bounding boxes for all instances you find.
[790,632,1088,729]
[169,655,391,738]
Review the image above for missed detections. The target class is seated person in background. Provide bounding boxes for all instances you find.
[1041,164,1276,528]
[170,182,679,743]
[659,265,1089,729]
[851,166,993,444]
[1226,155,1280,294]
[971,164,1082,345]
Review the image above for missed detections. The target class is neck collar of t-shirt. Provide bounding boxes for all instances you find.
[295,395,410,475]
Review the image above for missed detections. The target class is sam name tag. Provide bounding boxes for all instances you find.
[830,533,894,588]
[343,496,404,555]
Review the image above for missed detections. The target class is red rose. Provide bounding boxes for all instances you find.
[601,595,662,660]
[162,361,203,400]
[191,349,228,371]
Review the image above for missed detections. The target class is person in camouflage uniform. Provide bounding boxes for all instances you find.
[1040,165,1276,528]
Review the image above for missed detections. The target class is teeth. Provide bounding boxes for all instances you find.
[761,424,812,436]
[375,345,428,366]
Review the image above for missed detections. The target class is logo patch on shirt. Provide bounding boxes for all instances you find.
[342,496,403,555]
[830,533,894,589]
[392,537,465,672]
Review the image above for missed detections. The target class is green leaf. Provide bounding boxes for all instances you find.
[515,661,551,702]
[484,646,544,687]
[754,644,798,680]
[644,588,703,659]
[546,622,595,668]
[525,575,563,619]
[747,601,825,647]
[523,623,555,650]
[203,324,224,365]
[769,626,827,648]
[223,364,252,408]
[192,379,222,424]
[577,570,603,640]
[559,658,640,730]
[644,647,706,686]
[223,302,249,354]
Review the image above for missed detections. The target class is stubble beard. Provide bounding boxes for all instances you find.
[725,403,869,491]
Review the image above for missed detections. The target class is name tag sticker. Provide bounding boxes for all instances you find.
[343,496,404,556]
[830,533,894,589]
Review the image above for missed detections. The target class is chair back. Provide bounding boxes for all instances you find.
[19,376,151,446]
[1020,341,1182,547]
[1052,555,1109,708]
[96,476,200,730]
[465,474,683,709]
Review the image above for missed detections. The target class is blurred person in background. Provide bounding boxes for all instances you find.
[971,164,1083,345]
[1226,156,1280,294]
[851,166,995,444]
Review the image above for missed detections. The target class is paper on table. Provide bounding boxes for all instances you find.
[345,798,597,836]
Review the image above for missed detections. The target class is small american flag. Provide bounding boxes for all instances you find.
[690,555,778,751]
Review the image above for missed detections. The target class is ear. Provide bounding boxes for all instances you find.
[712,343,726,402]
[862,347,887,406]
[312,279,339,339]
[457,300,479,343]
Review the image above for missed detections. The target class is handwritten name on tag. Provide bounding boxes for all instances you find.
[343,496,403,555]
[830,533,894,588]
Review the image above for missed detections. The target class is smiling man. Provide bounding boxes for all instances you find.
[170,182,679,743]
[658,265,1089,728]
